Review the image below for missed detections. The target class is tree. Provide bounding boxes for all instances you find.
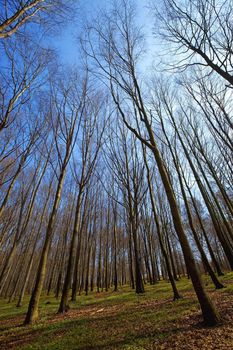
[142,145,182,299]
[0,38,52,133]
[104,125,146,294]
[0,0,74,39]
[58,90,105,313]
[154,0,233,86]
[83,0,220,325]
[24,75,83,324]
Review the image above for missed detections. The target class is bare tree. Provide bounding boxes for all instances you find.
[0,38,52,133]
[153,0,233,85]
[0,0,74,39]
[83,0,220,325]
[58,91,105,313]
[24,75,84,324]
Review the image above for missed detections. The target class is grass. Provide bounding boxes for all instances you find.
[0,273,233,350]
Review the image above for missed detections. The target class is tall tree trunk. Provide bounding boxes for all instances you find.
[24,166,67,325]
[58,189,83,313]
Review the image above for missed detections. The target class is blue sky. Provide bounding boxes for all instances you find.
[47,0,156,67]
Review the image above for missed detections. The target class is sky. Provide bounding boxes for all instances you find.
[46,0,157,69]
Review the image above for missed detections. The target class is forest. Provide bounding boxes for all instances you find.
[0,0,233,349]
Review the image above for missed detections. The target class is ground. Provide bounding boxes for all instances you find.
[0,273,233,350]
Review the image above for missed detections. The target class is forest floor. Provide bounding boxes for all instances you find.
[0,273,233,350]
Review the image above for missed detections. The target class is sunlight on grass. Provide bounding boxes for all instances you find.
[0,273,232,350]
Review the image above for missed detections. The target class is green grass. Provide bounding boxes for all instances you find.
[0,273,232,350]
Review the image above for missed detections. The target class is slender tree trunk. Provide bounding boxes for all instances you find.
[24,166,67,325]
[58,189,83,313]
